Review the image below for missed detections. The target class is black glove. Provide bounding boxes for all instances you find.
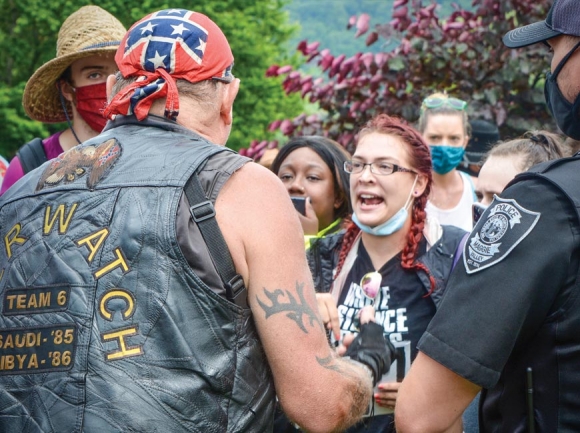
[344,322,396,386]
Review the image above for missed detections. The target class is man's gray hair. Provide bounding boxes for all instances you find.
[110,73,222,113]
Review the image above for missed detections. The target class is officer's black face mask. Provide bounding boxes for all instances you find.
[544,39,580,140]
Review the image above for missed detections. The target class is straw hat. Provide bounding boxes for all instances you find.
[22,5,126,123]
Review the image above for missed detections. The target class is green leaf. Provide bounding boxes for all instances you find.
[388,56,405,71]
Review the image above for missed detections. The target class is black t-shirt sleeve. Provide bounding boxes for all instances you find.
[418,178,580,388]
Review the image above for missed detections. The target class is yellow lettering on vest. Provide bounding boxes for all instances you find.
[16,354,26,369]
[43,203,78,235]
[4,224,27,259]
[26,332,40,347]
[39,292,50,308]
[27,353,38,369]
[6,295,15,310]
[14,334,25,348]
[6,292,50,312]
[99,289,135,321]
[95,248,129,279]
[103,327,143,361]
[76,228,109,263]
[3,334,13,349]
[0,355,14,370]
[27,294,37,309]
[0,269,4,282]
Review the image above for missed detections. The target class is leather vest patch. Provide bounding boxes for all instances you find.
[36,138,121,191]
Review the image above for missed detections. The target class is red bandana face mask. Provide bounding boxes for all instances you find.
[73,82,108,132]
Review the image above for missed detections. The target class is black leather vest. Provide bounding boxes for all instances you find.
[0,118,275,432]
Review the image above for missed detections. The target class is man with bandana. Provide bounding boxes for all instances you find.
[395,1,580,431]
[1,6,126,195]
[0,9,394,433]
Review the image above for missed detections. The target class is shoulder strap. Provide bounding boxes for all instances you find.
[184,171,248,308]
[459,170,477,201]
[17,137,47,174]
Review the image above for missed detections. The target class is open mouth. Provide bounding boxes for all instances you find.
[359,193,384,210]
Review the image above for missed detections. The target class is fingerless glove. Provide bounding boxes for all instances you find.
[345,322,396,386]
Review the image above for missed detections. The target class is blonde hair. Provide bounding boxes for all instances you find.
[417,92,470,136]
[485,130,567,172]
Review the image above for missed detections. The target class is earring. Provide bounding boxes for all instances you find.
[414,191,419,196]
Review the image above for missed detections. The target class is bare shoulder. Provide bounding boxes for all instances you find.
[214,161,303,283]
[216,161,299,232]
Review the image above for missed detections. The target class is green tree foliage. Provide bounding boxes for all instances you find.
[285,0,393,58]
[0,0,302,157]
[264,0,555,153]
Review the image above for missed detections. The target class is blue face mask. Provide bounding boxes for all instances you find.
[353,176,418,236]
[430,145,465,175]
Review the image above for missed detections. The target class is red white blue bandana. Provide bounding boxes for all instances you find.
[104,9,234,121]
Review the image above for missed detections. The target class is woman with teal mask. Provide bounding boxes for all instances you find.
[308,114,466,433]
[419,92,476,232]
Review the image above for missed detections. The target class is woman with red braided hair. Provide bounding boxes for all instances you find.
[308,114,466,432]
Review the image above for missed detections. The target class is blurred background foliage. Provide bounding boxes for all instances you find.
[259,0,555,158]
[0,0,555,160]
[0,0,303,157]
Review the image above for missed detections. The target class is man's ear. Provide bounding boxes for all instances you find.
[59,80,74,103]
[220,78,240,126]
[106,74,118,102]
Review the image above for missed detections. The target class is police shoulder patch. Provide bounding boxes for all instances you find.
[463,195,540,274]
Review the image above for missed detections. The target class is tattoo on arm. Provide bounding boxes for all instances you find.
[256,282,322,334]
[316,355,365,381]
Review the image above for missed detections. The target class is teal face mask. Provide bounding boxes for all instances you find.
[353,176,417,236]
[429,145,465,175]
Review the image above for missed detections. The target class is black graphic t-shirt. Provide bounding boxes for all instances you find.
[338,238,436,433]
[337,238,435,360]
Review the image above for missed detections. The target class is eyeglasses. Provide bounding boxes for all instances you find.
[421,96,467,111]
[344,160,416,176]
[360,271,382,305]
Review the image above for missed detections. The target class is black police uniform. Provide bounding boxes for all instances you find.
[418,156,580,431]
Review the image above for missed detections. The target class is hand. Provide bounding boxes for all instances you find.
[316,293,340,341]
[374,382,401,409]
[344,320,396,386]
[359,305,375,325]
[298,197,319,236]
[337,333,354,356]
[337,306,375,355]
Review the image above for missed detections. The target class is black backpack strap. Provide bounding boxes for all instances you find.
[17,137,47,174]
[184,171,248,308]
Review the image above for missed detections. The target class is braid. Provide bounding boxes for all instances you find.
[348,113,437,292]
[334,221,360,280]
[400,194,436,294]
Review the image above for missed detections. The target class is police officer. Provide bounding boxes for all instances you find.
[395,0,580,431]
[0,9,393,433]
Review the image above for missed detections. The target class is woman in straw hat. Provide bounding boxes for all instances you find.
[0,5,126,195]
